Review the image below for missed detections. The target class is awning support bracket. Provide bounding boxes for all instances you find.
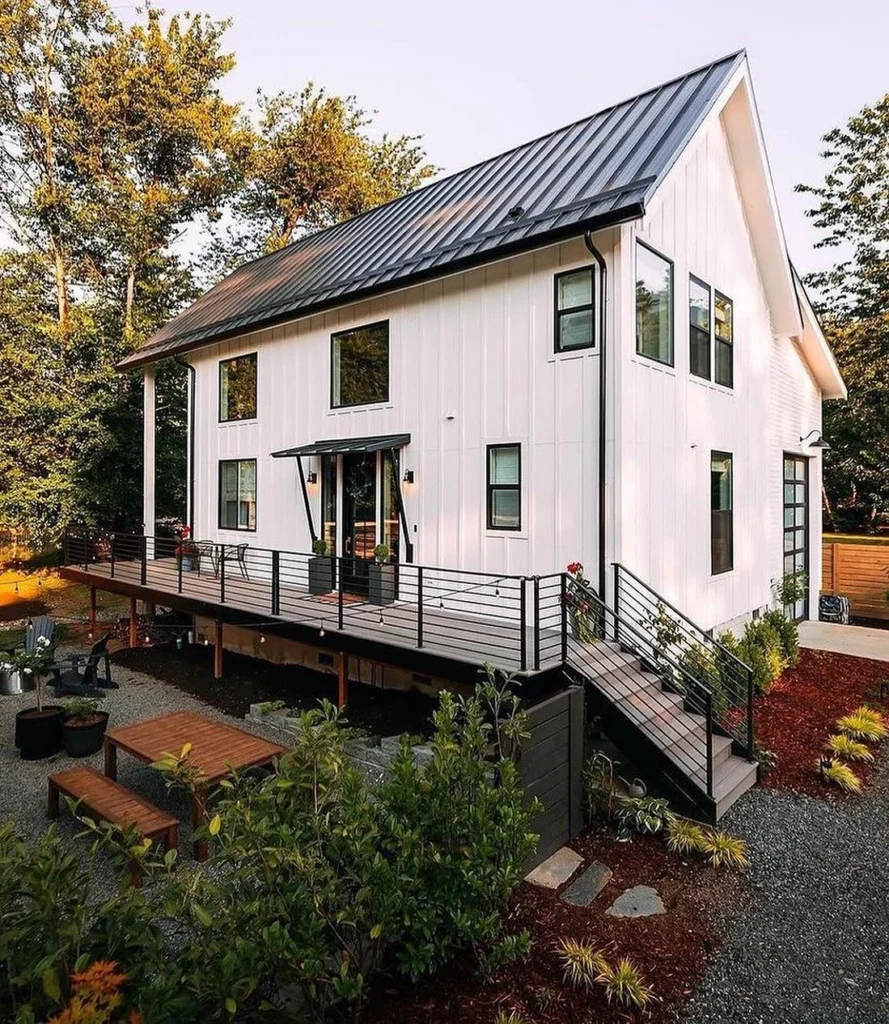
[388,448,414,564]
[296,456,318,545]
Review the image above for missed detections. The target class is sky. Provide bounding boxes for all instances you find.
[146,0,887,274]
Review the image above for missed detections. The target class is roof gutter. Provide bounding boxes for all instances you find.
[584,231,608,602]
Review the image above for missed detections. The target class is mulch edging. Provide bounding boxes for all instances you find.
[756,648,889,799]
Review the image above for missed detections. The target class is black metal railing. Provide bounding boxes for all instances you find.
[613,563,754,758]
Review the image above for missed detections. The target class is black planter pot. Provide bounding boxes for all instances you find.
[62,711,110,757]
[308,556,334,595]
[369,563,396,606]
[15,706,64,760]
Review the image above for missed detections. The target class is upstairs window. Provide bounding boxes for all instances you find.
[487,444,521,531]
[715,292,734,388]
[554,267,594,351]
[219,459,256,531]
[689,276,711,380]
[331,321,389,408]
[219,353,257,421]
[635,241,673,365]
[711,452,733,574]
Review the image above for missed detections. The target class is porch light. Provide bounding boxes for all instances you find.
[306,470,318,485]
[800,430,830,450]
[403,469,414,484]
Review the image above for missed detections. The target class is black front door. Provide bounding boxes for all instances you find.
[342,452,376,595]
[783,454,809,620]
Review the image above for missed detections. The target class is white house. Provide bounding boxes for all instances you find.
[67,50,845,820]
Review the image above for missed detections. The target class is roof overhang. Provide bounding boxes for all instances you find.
[271,433,412,458]
[792,269,847,400]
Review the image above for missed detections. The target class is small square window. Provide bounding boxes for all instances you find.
[487,444,521,530]
[715,292,733,388]
[554,268,594,351]
[636,242,674,365]
[219,353,257,422]
[331,321,389,408]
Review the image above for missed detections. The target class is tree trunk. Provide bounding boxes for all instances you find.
[124,270,136,342]
[54,248,69,330]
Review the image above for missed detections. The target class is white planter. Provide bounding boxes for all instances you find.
[0,668,35,697]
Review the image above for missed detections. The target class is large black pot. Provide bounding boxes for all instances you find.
[308,556,335,595]
[62,711,110,757]
[15,706,64,760]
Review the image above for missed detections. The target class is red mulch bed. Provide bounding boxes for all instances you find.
[363,826,747,1023]
[756,648,889,799]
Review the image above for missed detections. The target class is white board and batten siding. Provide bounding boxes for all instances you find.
[189,234,611,580]
[612,113,825,633]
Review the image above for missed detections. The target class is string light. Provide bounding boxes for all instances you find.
[378,609,384,624]
[259,634,266,644]
[319,621,325,638]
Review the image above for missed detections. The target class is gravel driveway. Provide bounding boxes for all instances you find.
[682,754,889,1024]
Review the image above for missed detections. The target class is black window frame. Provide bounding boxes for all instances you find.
[635,239,674,367]
[330,319,390,410]
[217,457,257,533]
[710,451,733,575]
[689,274,712,381]
[218,352,258,423]
[486,443,522,532]
[714,290,734,389]
[553,266,595,353]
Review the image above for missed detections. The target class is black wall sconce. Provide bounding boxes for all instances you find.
[403,469,414,484]
[306,470,318,484]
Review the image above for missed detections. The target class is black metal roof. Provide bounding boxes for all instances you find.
[120,51,745,369]
[271,433,411,457]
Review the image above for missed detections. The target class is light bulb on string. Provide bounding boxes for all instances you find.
[259,634,266,644]
[319,621,325,638]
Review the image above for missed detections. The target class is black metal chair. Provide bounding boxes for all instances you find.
[195,540,250,580]
[51,635,118,697]
[3,614,57,658]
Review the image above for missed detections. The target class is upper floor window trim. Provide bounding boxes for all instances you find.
[486,443,522,531]
[330,319,390,409]
[689,274,712,381]
[219,352,257,422]
[635,239,674,367]
[714,290,734,389]
[554,266,595,352]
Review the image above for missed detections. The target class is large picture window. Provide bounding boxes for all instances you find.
[636,241,673,365]
[331,321,389,408]
[689,276,711,380]
[487,444,521,531]
[219,353,257,422]
[711,452,733,574]
[715,292,734,388]
[219,459,256,531]
[554,267,594,351]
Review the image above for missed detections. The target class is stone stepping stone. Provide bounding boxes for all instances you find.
[525,846,583,889]
[560,861,613,906]
[605,885,665,918]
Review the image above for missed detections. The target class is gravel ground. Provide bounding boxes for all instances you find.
[0,653,282,879]
[682,753,889,1024]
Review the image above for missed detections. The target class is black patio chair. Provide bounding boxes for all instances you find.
[2,614,58,658]
[51,634,118,697]
[194,540,250,580]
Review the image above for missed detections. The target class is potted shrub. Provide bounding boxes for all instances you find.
[11,636,65,759]
[308,538,334,595]
[369,543,395,606]
[62,696,109,757]
[174,524,198,571]
[565,561,596,643]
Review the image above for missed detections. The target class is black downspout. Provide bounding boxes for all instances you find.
[584,232,608,602]
[186,363,196,534]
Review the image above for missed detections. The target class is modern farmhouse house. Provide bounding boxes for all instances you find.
[62,50,844,822]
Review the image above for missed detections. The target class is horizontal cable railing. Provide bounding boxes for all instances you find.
[613,563,754,757]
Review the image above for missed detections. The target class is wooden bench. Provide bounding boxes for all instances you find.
[48,766,178,885]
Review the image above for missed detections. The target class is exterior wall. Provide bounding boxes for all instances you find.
[612,114,826,631]
[188,233,614,579]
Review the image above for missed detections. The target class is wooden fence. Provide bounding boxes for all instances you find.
[822,539,889,621]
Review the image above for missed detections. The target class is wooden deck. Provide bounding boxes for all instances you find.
[65,557,564,675]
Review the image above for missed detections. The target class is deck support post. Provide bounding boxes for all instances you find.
[89,586,97,638]
[129,597,138,648]
[214,620,223,679]
[338,653,348,709]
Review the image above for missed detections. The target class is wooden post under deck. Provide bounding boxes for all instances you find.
[89,586,97,637]
[214,620,223,679]
[338,653,348,709]
[128,597,137,648]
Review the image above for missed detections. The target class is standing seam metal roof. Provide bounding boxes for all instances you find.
[119,50,745,369]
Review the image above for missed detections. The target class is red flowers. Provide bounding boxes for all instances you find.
[566,561,583,575]
[175,524,191,540]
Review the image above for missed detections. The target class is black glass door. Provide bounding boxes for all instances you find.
[783,454,809,620]
[342,452,376,595]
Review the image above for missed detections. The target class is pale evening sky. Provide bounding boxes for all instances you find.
[149,0,888,275]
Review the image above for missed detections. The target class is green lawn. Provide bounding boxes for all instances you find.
[824,533,889,546]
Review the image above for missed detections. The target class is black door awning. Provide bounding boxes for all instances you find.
[270,433,411,458]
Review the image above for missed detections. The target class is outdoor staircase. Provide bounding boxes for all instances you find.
[562,565,759,821]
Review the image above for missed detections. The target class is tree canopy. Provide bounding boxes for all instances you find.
[0,0,432,540]
[797,93,889,532]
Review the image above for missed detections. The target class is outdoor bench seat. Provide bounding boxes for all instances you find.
[47,766,178,885]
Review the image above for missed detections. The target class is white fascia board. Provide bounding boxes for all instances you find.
[793,269,848,399]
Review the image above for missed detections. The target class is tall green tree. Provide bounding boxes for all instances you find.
[797,94,889,531]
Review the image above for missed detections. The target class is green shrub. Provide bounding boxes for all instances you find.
[733,618,787,694]
[761,609,801,668]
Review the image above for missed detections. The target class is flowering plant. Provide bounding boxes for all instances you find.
[1,634,55,709]
[173,524,198,562]
[565,561,596,644]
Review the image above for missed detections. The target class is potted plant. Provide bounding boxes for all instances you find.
[565,561,596,643]
[369,543,395,606]
[174,524,198,571]
[62,696,109,757]
[308,538,334,595]
[11,636,65,759]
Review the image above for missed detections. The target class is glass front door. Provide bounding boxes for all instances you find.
[342,452,377,595]
[782,455,809,620]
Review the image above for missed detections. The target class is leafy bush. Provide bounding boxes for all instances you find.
[819,758,863,793]
[613,796,672,840]
[760,609,801,669]
[556,938,608,990]
[826,733,874,762]
[722,618,788,695]
[837,709,889,742]
[599,957,652,1008]
[697,829,749,869]
[666,817,706,854]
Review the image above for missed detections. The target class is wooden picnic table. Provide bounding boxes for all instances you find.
[104,710,286,861]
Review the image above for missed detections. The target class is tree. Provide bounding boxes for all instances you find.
[797,94,889,530]
[205,85,435,279]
